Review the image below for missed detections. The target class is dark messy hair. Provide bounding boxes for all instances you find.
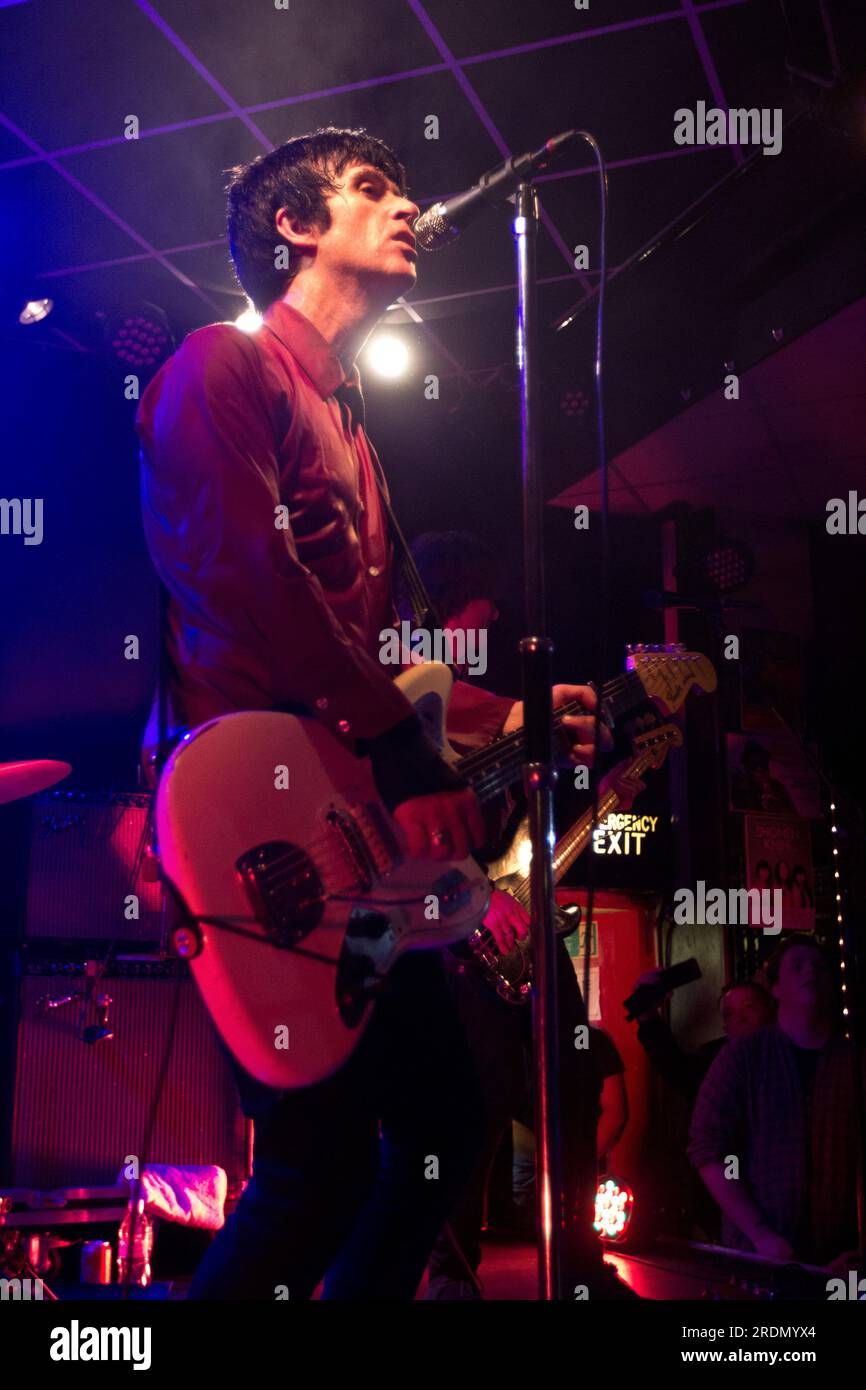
[396,531,503,624]
[765,936,834,989]
[718,980,773,1008]
[226,127,407,312]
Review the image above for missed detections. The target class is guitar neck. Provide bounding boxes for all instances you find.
[456,670,646,807]
[509,743,658,910]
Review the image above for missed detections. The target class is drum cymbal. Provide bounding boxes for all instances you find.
[0,760,72,805]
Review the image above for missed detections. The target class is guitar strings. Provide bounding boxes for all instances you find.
[258,728,669,901]
[224,673,670,894]
[229,676,641,888]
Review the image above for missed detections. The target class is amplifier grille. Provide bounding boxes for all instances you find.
[11,976,247,1190]
[26,791,163,943]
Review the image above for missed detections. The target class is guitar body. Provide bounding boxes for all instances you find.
[155,663,490,1090]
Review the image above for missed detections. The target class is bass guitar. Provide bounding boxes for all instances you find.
[463,721,683,1004]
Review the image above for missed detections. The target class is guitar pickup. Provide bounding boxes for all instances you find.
[325,808,375,894]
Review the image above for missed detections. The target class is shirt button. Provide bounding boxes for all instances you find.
[368,565,381,578]
[337,719,351,734]
[316,697,328,710]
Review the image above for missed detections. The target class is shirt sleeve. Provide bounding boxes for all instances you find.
[636,1014,712,1101]
[687,1040,747,1171]
[591,1027,625,1079]
[446,679,514,751]
[137,325,416,747]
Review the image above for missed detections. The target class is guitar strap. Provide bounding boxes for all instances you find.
[372,470,444,633]
[333,379,444,634]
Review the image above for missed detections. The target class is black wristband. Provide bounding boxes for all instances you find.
[361,715,467,813]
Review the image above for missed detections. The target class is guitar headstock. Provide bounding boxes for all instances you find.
[626,644,717,715]
[631,721,683,770]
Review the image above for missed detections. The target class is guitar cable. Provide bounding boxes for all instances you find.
[116,578,184,1299]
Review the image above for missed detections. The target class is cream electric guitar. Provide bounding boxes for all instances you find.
[155,646,715,1088]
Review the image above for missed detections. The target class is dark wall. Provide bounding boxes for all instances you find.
[0,343,157,785]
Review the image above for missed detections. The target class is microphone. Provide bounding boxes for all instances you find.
[413,130,578,251]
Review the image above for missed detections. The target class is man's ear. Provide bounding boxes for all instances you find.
[274,207,318,257]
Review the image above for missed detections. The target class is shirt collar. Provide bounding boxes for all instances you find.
[263,299,355,400]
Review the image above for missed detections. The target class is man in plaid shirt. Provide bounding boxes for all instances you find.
[688,938,861,1267]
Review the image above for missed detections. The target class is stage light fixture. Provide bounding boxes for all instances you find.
[594,1177,634,1241]
[104,302,173,372]
[703,536,754,593]
[559,386,590,419]
[19,298,53,325]
[235,308,263,333]
[365,334,409,379]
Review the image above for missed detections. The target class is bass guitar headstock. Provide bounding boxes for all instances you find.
[626,643,717,716]
[631,721,683,771]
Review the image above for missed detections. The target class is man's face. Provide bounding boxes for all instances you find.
[720,986,773,1041]
[446,597,499,641]
[772,947,834,1014]
[314,162,419,296]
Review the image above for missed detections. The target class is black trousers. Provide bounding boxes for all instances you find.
[427,941,603,1291]
[187,952,485,1300]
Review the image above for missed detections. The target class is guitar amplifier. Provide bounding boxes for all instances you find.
[26,789,164,945]
[9,961,248,1191]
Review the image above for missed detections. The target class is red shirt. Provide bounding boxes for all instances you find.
[137,299,511,772]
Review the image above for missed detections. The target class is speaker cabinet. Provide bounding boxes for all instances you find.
[26,790,163,945]
[11,968,247,1191]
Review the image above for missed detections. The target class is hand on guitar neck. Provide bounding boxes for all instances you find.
[364,713,486,862]
[502,684,613,766]
[374,681,610,864]
[602,759,646,812]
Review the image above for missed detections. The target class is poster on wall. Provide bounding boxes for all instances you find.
[727,733,821,818]
[564,917,600,1021]
[744,814,816,933]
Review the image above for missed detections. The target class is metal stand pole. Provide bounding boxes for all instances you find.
[513,181,563,1300]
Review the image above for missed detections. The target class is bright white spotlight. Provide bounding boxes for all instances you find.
[516,835,532,878]
[235,307,263,333]
[365,334,409,378]
[19,298,53,325]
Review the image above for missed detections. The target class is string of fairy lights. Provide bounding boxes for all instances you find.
[830,800,851,1037]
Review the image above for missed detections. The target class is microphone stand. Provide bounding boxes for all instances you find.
[513,182,563,1300]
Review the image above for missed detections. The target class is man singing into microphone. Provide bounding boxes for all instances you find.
[137,127,605,1300]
